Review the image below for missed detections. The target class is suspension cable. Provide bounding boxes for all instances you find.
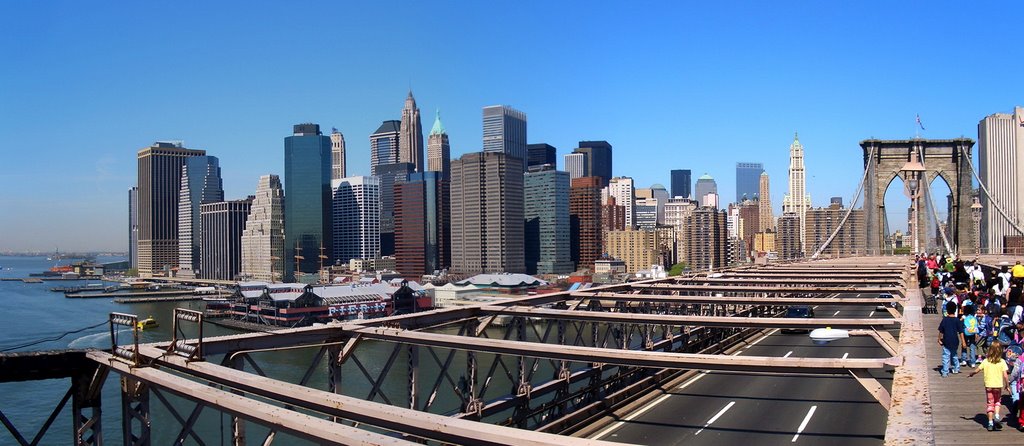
[962,147,1024,237]
[810,145,874,259]
[917,147,954,254]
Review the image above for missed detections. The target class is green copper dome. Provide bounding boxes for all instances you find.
[430,109,446,136]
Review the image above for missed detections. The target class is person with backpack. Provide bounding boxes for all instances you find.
[962,307,980,368]
[939,302,963,377]
[1008,347,1024,431]
[968,343,1010,431]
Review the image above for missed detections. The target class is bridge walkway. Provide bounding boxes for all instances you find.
[923,307,1020,444]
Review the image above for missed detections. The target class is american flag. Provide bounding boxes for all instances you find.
[916,114,925,130]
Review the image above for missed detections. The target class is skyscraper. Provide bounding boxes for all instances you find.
[395,172,449,279]
[331,128,346,181]
[482,105,527,168]
[177,156,224,278]
[570,176,603,270]
[128,187,138,270]
[332,176,381,264]
[805,203,866,257]
[284,124,333,282]
[782,133,811,254]
[527,143,557,169]
[777,212,803,260]
[670,169,691,199]
[524,166,573,275]
[694,174,718,208]
[376,162,414,256]
[758,172,773,232]
[427,110,450,179]
[241,175,285,283]
[200,198,252,281]
[685,207,728,271]
[564,152,587,179]
[136,142,206,277]
[735,162,764,203]
[978,106,1024,253]
[370,120,401,175]
[450,152,525,274]
[574,141,613,187]
[606,177,636,228]
[604,228,660,274]
[399,91,424,172]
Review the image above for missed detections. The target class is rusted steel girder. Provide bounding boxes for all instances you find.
[477,305,901,329]
[93,351,422,446]
[572,292,901,306]
[342,326,900,375]
[630,283,905,297]
[669,277,903,286]
[108,347,630,446]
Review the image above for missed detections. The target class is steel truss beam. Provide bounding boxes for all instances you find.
[342,326,900,375]
[668,277,903,286]
[477,305,900,329]
[570,292,901,306]
[98,348,622,446]
[94,352,421,446]
[627,283,905,296]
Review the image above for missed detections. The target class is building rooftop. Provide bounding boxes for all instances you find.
[454,273,548,288]
[429,109,446,135]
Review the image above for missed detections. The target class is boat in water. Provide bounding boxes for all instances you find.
[136,316,159,330]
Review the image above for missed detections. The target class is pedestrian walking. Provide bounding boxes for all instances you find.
[939,302,963,377]
[968,343,1010,431]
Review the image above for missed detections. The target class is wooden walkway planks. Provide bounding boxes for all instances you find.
[924,310,1022,444]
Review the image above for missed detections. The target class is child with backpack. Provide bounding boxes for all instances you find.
[968,343,1010,431]
[962,307,980,368]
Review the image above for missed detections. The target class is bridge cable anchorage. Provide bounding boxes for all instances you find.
[810,144,874,259]
[962,147,1024,238]
[917,147,954,254]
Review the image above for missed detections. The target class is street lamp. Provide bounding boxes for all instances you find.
[971,196,982,255]
[901,147,926,255]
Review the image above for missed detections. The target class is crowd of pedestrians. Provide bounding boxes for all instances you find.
[920,254,1024,432]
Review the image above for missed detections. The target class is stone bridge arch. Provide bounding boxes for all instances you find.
[861,138,975,255]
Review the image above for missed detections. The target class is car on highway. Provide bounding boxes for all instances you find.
[876,292,895,311]
[781,305,814,333]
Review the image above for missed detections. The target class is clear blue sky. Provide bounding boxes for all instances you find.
[1,2,1020,252]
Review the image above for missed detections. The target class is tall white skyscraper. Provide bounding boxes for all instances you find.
[605,177,636,229]
[782,133,811,253]
[978,106,1024,252]
[482,105,527,170]
[177,156,224,278]
[241,175,285,282]
[564,152,587,179]
[331,128,346,181]
[332,176,381,263]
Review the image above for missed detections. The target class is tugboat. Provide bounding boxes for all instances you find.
[136,316,159,330]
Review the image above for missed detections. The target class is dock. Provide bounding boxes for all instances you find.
[65,290,194,299]
[113,295,203,303]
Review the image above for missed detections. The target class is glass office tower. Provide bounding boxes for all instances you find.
[284,123,333,282]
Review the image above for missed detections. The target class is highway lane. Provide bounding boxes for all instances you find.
[592,296,895,445]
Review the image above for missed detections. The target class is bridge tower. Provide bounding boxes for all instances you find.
[861,138,975,255]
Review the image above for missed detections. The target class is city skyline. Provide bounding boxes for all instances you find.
[2,2,1022,251]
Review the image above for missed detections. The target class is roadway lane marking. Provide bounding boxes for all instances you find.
[869,311,875,317]
[856,294,861,297]
[695,401,736,435]
[678,372,708,389]
[842,352,849,360]
[791,405,817,442]
[783,351,793,358]
[745,328,779,348]
[591,393,674,439]
[832,310,841,316]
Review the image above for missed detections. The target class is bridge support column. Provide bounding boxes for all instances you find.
[120,377,150,446]
[72,363,107,446]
